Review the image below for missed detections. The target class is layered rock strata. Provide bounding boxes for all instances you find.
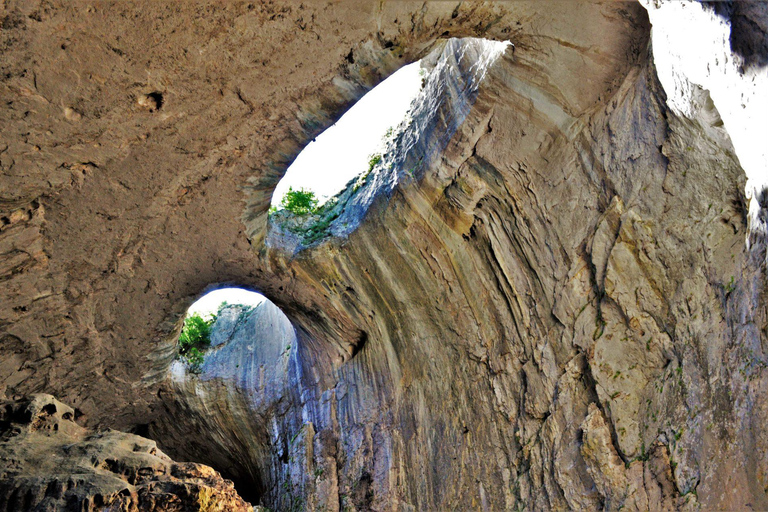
[158,19,766,512]
[0,0,651,427]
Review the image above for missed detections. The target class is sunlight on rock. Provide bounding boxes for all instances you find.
[270,61,423,206]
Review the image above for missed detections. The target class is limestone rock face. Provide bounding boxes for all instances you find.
[0,394,253,511]
[0,0,650,427]
[154,301,299,506]
[1,1,767,511]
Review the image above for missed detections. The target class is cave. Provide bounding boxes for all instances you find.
[1,2,767,511]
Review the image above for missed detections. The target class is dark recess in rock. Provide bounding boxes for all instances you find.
[700,0,768,70]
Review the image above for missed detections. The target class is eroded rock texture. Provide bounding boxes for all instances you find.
[0,394,253,511]
[1,1,767,511]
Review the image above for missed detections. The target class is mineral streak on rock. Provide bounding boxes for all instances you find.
[0,1,767,511]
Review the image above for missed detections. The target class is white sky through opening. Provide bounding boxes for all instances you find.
[641,0,768,230]
[187,288,266,318]
[272,61,423,206]
[190,66,423,316]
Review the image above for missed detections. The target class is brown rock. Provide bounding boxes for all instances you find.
[0,394,252,511]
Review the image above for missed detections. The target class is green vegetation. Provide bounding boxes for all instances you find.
[592,314,606,340]
[292,198,342,244]
[270,132,398,246]
[634,442,650,464]
[419,67,428,89]
[368,153,382,173]
[178,312,215,373]
[725,275,736,295]
[177,302,257,372]
[279,187,319,215]
[351,153,383,193]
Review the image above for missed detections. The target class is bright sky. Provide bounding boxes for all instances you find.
[271,61,423,205]
[188,288,266,318]
[642,0,768,229]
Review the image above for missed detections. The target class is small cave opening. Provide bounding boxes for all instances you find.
[138,91,164,112]
[175,287,268,374]
[155,286,300,507]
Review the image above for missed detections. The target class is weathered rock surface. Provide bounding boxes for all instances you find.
[0,0,651,427]
[0,394,253,511]
[158,19,766,512]
[1,1,767,511]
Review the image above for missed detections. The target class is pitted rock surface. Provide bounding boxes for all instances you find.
[0,394,252,511]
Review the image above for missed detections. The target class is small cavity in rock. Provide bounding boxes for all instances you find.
[137,92,164,112]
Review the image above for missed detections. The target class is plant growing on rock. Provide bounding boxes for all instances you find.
[178,312,215,373]
[367,153,382,172]
[278,187,319,215]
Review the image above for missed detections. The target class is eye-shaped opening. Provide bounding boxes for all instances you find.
[265,38,510,253]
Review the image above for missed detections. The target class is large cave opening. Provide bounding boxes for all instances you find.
[270,60,423,209]
[265,37,510,254]
[265,58,425,253]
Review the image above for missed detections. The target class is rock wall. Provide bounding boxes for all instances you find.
[1,1,767,511]
[157,28,766,511]
[0,0,648,426]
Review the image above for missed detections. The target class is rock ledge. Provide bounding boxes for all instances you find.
[0,394,253,512]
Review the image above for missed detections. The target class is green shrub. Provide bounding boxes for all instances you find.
[178,312,215,373]
[367,154,382,173]
[280,187,318,215]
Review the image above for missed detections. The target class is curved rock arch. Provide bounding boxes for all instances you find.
[3,1,767,510]
[0,0,647,424]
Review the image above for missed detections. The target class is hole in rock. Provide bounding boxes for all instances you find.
[266,59,424,252]
[267,37,510,251]
[169,287,296,504]
[138,91,164,112]
[176,287,267,373]
[270,61,422,210]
